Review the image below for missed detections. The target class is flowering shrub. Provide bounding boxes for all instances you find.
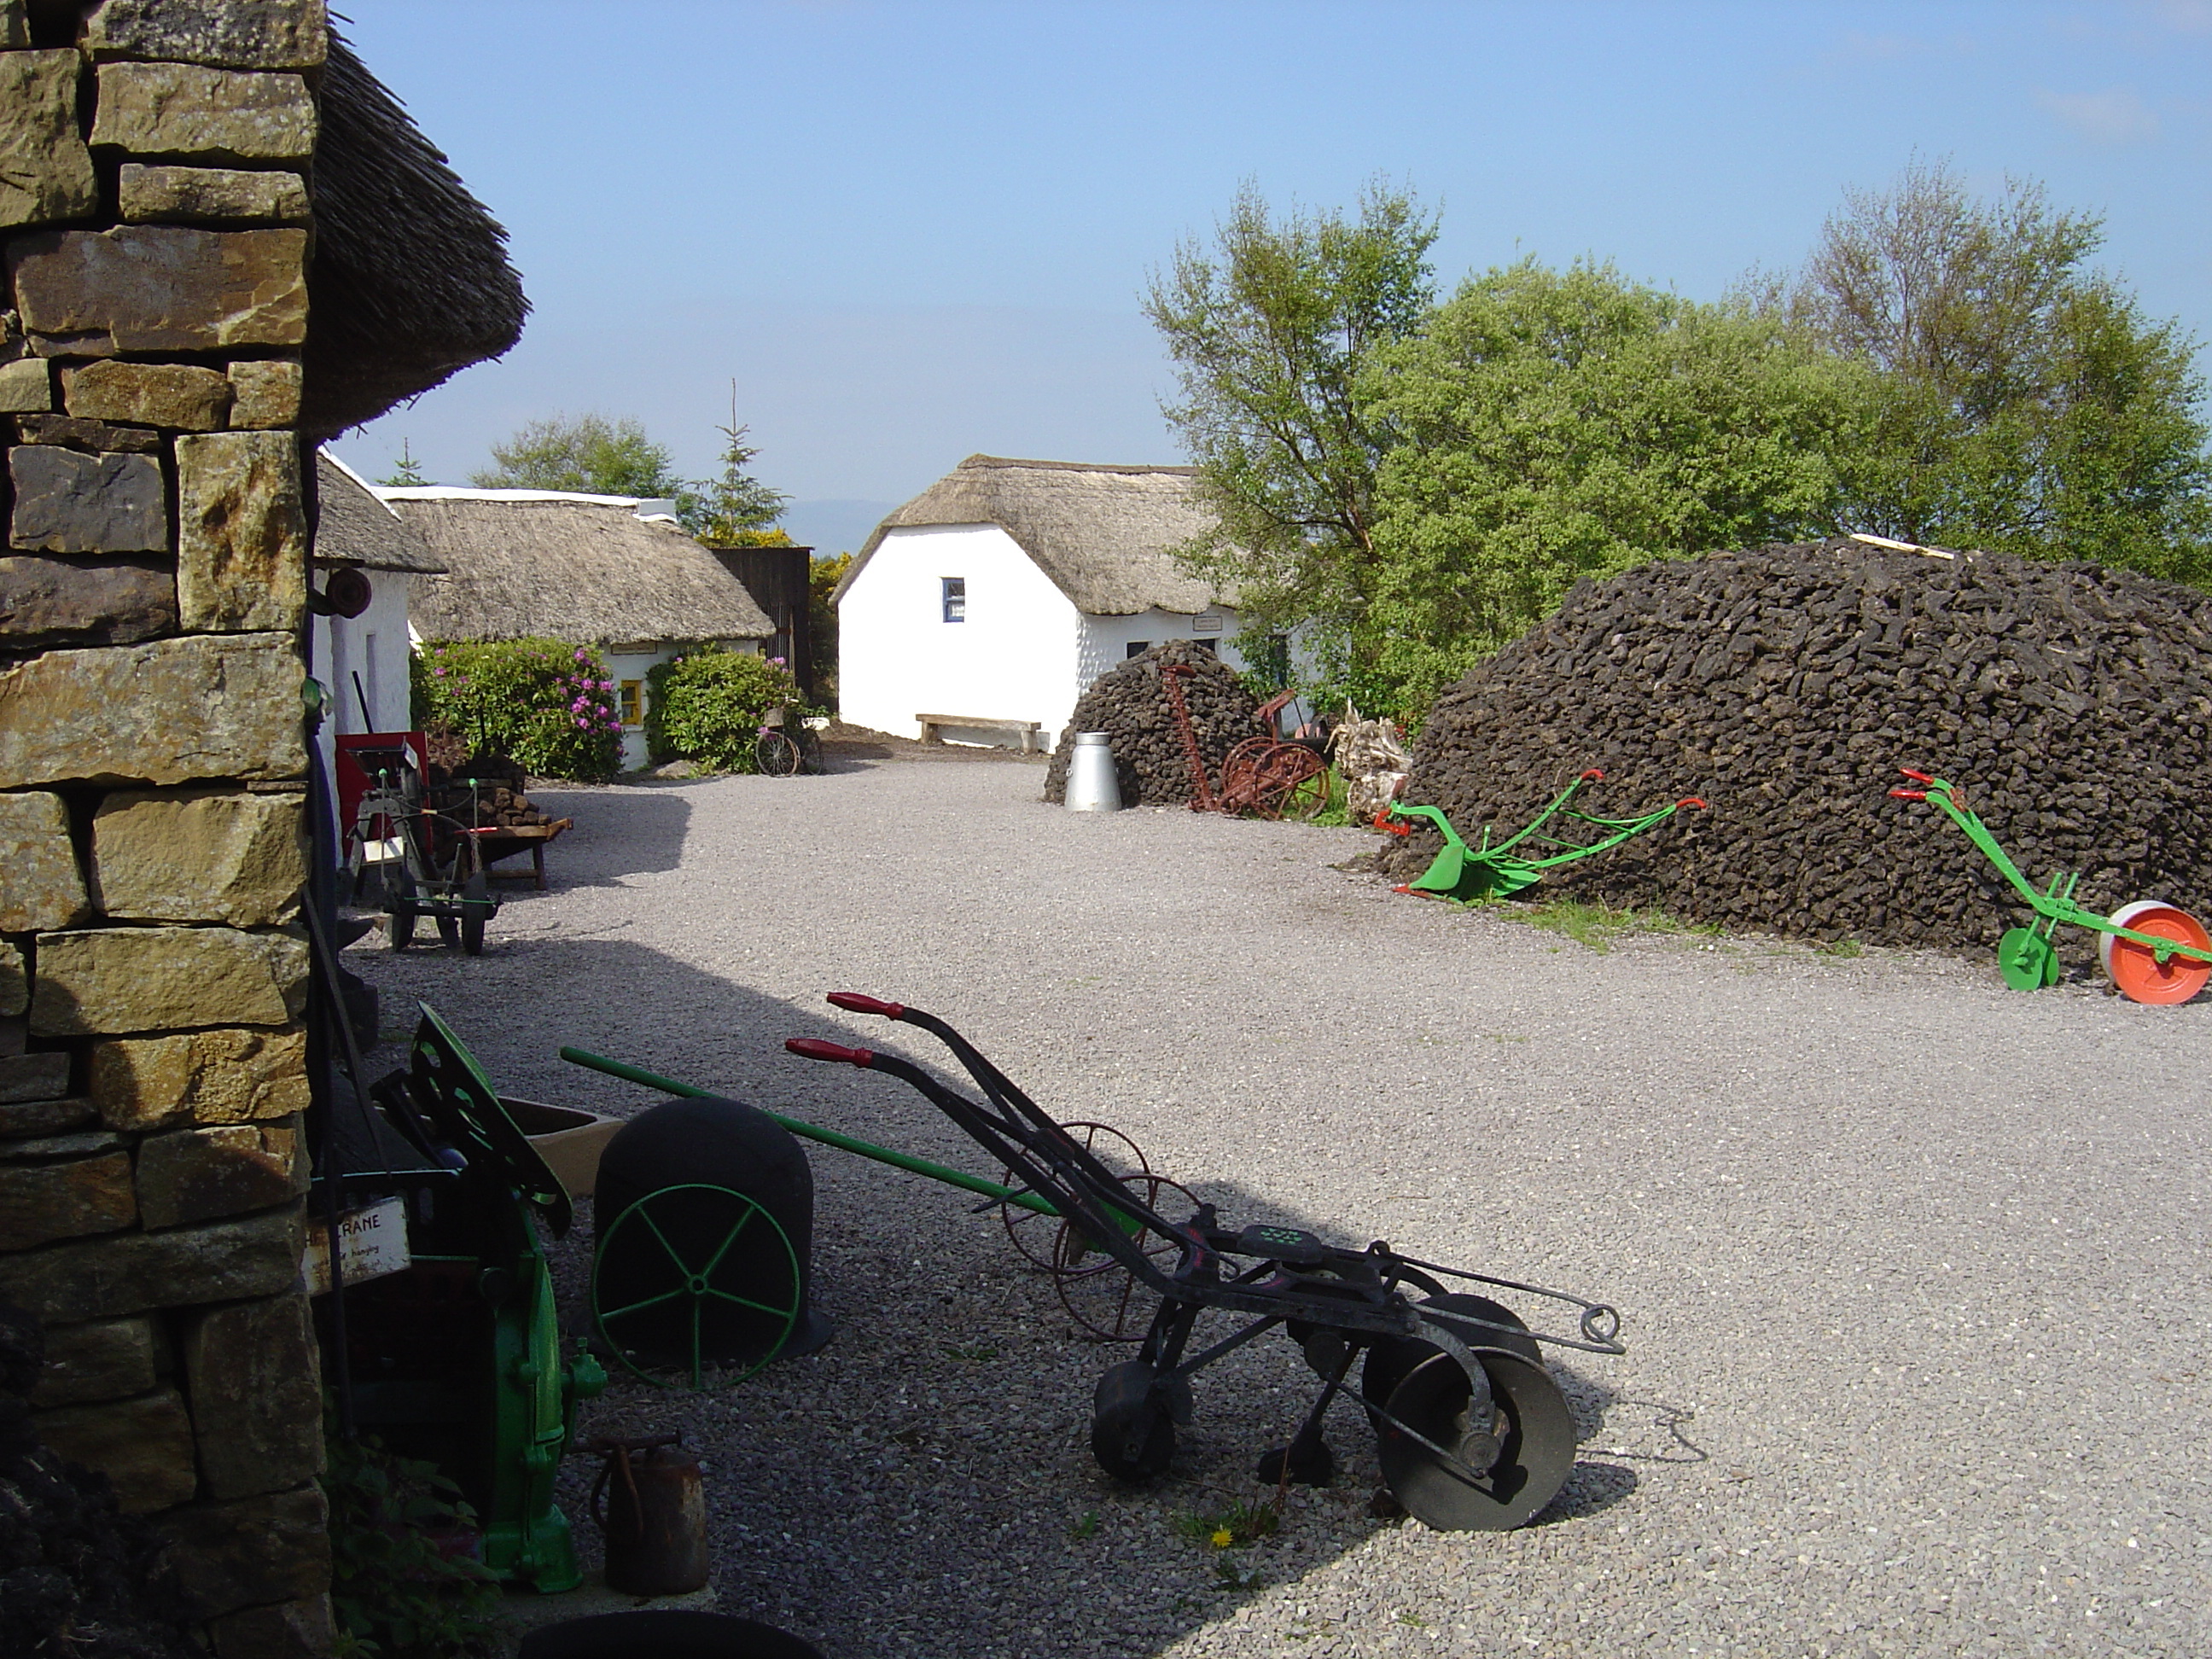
[410,637,624,781]
[645,648,801,772]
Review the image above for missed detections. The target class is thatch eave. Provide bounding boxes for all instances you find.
[837,455,1234,617]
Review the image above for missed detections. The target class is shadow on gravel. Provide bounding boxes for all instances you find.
[341,934,1649,1657]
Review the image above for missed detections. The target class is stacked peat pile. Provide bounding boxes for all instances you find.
[1044,642,1261,806]
[1387,538,2212,957]
[423,739,556,828]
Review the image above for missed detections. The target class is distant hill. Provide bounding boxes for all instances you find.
[781,499,895,557]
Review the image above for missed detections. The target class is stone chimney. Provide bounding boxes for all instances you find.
[1,3,334,1655]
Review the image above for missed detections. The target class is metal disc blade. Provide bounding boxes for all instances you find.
[1996,927,2057,992]
[1378,1349,1575,1532]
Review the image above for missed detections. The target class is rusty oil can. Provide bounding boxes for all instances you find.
[586,1434,708,1596]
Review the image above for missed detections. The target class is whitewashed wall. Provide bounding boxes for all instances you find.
[839,525,1084,745]
[1074,607,1248,691]
[605,646,676,771]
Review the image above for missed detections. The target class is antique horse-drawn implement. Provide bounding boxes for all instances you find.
[1380,771,1707,903]
[1891,768,2212,1004]
[1160,664,1330,820]
[347,741,501,953]
[784,993,1624,1531]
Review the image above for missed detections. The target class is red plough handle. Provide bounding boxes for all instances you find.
[785,1038,875,1068]
[827,992,905,1018]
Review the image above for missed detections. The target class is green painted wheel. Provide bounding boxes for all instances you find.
[1997,927,2059,991]
[591,1184,800,1390]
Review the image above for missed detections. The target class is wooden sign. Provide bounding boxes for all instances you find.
[306,1196,411,1295]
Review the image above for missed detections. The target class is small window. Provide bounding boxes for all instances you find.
[1188,638,1217,656]
[618,680,643,725]
[1125,641,1150,659]
[941,577,966,623]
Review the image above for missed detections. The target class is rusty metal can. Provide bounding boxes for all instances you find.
[587,1434,708,1596]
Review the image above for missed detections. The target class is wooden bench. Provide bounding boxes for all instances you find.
[915,713,1043,753]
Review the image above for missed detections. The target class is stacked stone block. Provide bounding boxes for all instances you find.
[0,4,332,1655]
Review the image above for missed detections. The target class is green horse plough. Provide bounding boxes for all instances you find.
[1380,769,1708,903]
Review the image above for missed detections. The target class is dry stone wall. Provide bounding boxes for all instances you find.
[0,5,331,1656]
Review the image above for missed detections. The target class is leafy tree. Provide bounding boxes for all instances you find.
[684,416,791,543]
[469,412,687,498]
[1144,180,1439,657]
[808,550,852,707]
[1362,260,1869,711]
[645,648,801,771]
[1781,160,2212,582]
[377,439,429,487]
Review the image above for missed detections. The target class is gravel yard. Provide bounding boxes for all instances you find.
[345,746,2209,1659]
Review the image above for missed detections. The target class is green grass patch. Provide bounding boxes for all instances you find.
[1813,937,1864,958]
[1502,898,1715,953]
[1172,1497,1282,1549]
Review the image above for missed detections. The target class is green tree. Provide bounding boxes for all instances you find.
[808,550,852,708]
[1783,160,2212,582]
[377,439,429,487]
[1144,180,1440,660]
[470,412,686,498]
[684,407,791,543]
[1362,259,1869,712]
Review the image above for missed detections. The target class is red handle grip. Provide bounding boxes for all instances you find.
[1889,789,1927,800]
[1676,798,1708,810]
[785,1038,875,1067]
[826,992,904,1018]
[1580,769,1605,782]
[1898,769,1936,784]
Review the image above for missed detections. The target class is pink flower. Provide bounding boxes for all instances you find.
[574,649,588,661]
[596,705,609,717]
[432,666,446,677]
[599,679,614,690]
[769,655,786,667]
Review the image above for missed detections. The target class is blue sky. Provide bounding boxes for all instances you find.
[326,1,2212,554]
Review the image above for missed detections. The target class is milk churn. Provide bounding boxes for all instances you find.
[587,1434,708,1595]
[1065,731,1122,812]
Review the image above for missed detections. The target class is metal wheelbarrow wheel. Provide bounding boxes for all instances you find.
[592,1184,802,1389]
[1996,927,2062,991]
[2100,901,2212,1005]
[1363,1294,1575,1531]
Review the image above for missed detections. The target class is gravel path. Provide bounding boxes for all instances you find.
[344,748,2210,1658]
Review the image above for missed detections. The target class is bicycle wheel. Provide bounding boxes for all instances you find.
[754,731,800,777]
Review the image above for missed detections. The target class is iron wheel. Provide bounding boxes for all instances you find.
[755,731,800,777]
[1376,1345,1575,1532]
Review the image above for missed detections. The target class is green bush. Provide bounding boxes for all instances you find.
[323,1422,504,1659]
[646,648,801,772]
[411,638,623,781]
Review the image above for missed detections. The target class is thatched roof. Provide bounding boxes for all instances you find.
[840,456,1231,616]
[383,490,774,647]
[313,452,444,573]
[301,31,528,438]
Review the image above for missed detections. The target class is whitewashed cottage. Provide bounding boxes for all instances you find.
[835,455,1244,749]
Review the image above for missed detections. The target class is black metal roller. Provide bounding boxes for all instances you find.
[1089,1359,1174,1482]
[1376,1346,1575,1532]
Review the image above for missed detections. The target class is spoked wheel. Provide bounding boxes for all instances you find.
[1053,1170,1202,1342]
[1365,1294,1573,1531]
[755,731,800,777]
[1996,926,2061,990]
[1260,746,1330,821]
[1218,736,1275,806]
[2101,900,2212,1005]
[999,1121,1150,1270]
[591,1184,801,1389]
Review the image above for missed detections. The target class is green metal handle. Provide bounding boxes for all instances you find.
[557,1046,1062,1217]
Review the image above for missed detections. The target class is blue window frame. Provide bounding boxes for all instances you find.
[942,577,966,623]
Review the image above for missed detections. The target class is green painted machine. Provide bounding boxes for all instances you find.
[345,1006,607,1591]
[1381,770,1708,903]
[1891,768,2212,1004]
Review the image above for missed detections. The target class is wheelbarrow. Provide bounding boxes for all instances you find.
[1380,771,1708,902]
[1891,769,2212,1004]
[351,751,501,953]
[783,993,1625,1532]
